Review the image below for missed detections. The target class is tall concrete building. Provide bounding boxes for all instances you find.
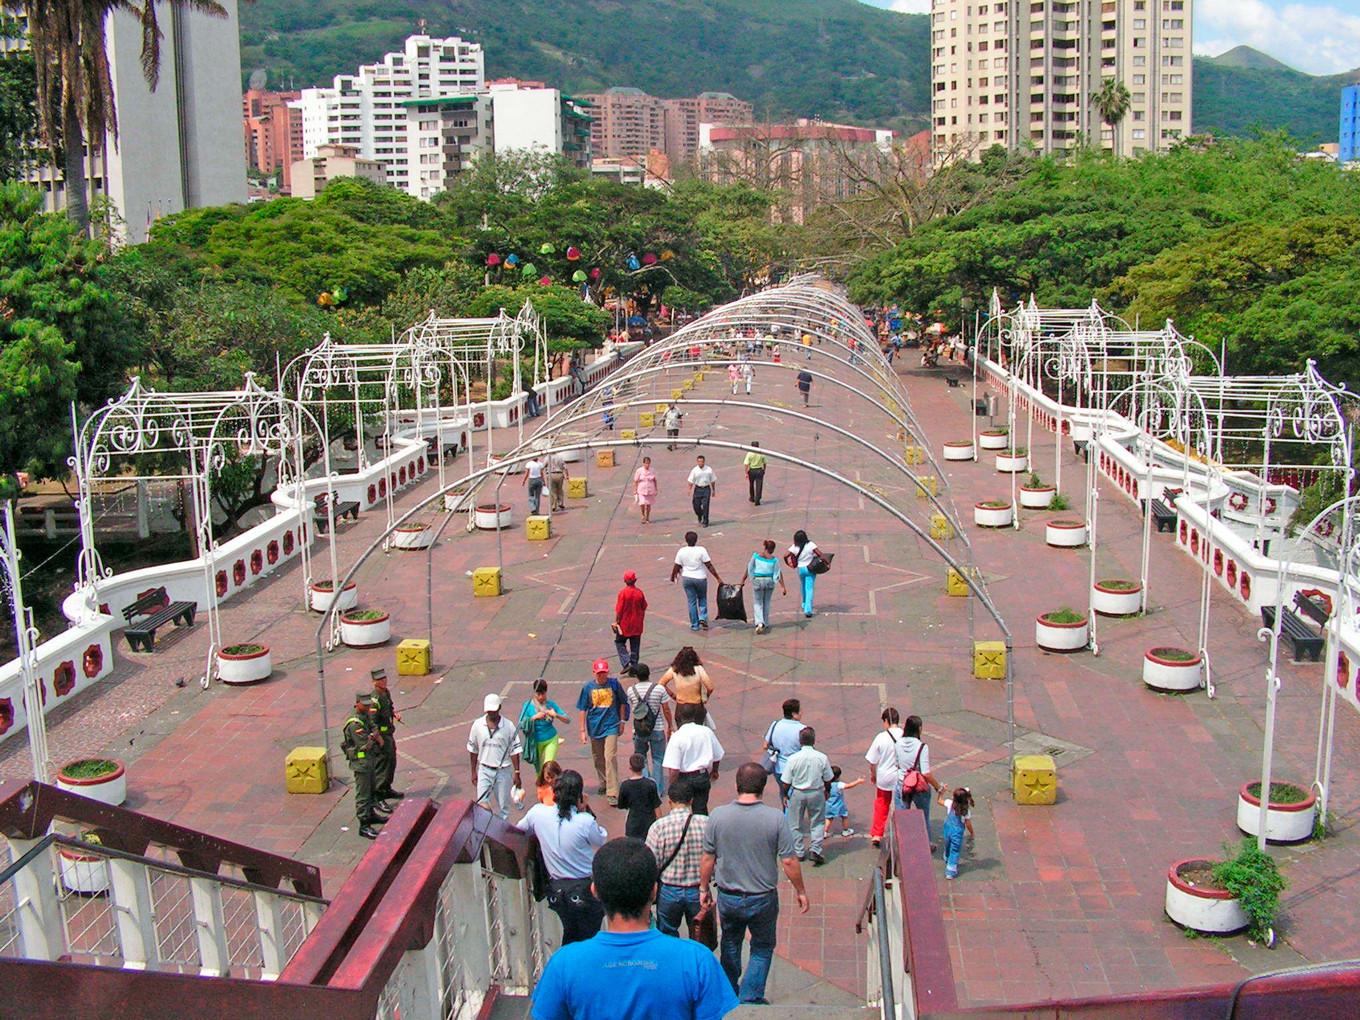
[242,89,303,192]
[293,34,486,195]
[930,0,1191,159]
[579,87,666,161]
[1341,85,1360,164]
[662,92,754,162]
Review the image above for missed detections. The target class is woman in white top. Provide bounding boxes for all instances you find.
[520,770,608,944]
[786,529,821,617]
[670,531,724,631]
[864,707,904,848]
[895,714,944,840]
[521,456,545,516]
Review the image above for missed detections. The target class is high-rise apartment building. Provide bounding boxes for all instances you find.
[293,35,486,194]
[580,87,666,161]
[662,92,754,162]
[1340,86,1360,164]
[242,89,303,192]
[930,0,1192,159]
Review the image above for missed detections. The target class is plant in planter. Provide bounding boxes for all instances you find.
[1035,607,1089,651]
[1215,840,1285,944]
[1020,471,1057,509]
[57,757,127,806]
[58,832,110,895]
[310,579,359,613]
[217,643,273,685]
[1092,578,1143,615]
[995,447,1029,473]
[1237,780,1317,843]
[973,499,1015,528]
[942,439,975,462]
[391,521,435,550]
[1049,492,1071,511]
[978,428,1010,450]
[340,609,392,648]
[1045,519,1086,547]
[1165,858,1248,936]
[1143,646,1203,692]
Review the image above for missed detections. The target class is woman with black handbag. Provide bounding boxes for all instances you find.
[520,770,608,943]
[785,530,833,619]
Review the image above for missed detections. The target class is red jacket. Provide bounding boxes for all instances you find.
[615,585,648,636]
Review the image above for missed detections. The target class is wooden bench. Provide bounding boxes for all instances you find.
[944,374,962,388]
[1148,499,1177,533]
[122,587,197,652]
[1295,591,1331,629]
[1260,602,1324,663]
[314,494,360,534]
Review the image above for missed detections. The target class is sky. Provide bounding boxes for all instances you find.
[855,0,1360,75]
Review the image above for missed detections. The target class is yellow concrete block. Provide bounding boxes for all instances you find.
[930,513,953,541]
[695,372,705,383]
[671,389,683,401]
[526,515,551,541]
[946,566,977,597]
[568,477,589,499]
[596,449,615,468]
[904,445,925,465]
[620,429,637,440]
[1013,754,1057,805]
[640,412,656,428]
[657,403,671,414]
[285,747,328,795]
[397,638,431,676]
[973,640,1006,679]
[682,380,693,391]
[473,567,502,597]
[914,476,939,499]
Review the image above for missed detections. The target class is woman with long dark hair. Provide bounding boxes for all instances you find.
[661,646,716,729]
[520,769,608,943]
[786,529,821,618]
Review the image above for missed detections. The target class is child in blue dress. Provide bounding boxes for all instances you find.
[822,765,864,838]
[937,787,975,878]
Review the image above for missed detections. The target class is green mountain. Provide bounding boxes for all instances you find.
[1193,47,1358,146]
[1206,45,1296,72]
[239,0,932,131]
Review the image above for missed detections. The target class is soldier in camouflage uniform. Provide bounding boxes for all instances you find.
[370,669,404,803]
[342,692,388,839]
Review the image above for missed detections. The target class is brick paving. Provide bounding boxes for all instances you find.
[8,342,1360,1009]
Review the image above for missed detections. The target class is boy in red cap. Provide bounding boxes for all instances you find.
[578,660,630,804]
[613,570,648,676]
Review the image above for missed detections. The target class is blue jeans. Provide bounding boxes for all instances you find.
[798,567,816,615]
[614,632,641,671]
[941,818,965,877]
[717,889,779,1003]
[656,884,702,937]
[633,731,666,796]
[903,788,932,836]
[527,477,543,515]
[682,576,708,629]
[752,577,775,628]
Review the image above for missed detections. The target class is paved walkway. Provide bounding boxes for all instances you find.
[9,343,1360,1009]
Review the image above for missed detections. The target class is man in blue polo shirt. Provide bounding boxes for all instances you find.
[578,659,629,806]
[531,838,737,1020]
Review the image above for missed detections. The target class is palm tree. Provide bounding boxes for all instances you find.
[1093,78,1132,159]
[24,0,226,232]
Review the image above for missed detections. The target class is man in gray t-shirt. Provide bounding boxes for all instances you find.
[700,763,809,1004]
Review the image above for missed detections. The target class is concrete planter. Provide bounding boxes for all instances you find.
[310,582,358,613]
[973,501,1014,528]
[56,759,127,807]
[1046,520,1087,547]
[1035,613,1089,652]
[1092,579,1142,615]
[392,524,435,549]
[978,430,1010,451]
[1236,782,1317,843]
[995,451,1028,474]
[58,847,110,894]
[1143,647,1203,692]
[559,448,584,463]
[443,490,472,513]
[217,644,273,685]
[1165,859,1248,934]
[1019,485,1056,509]
[942,441,975,462]
[474,503,513,530]
[490,454,515,476]
[340,610,392,648]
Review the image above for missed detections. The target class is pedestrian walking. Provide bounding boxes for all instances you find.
[661,646,716,728]
[822,766,864,839]
[662,703,724,814]
[618,754,662,839]
[646,778,712,940]
[627,663,672,796]
[727,361,741,394]
[467,694,523,820]
[577,659,630,805]
[613,570,647,674]
[522,453,546,516]
[742,441,767,506]
[938,787,975,879]
[741,361,754,395]
[761,699,804,805]
[518,679,570,768]
[545,450,569,511]
[781,727,833,866]
[700,763,809,1005]
[785,529,825,618]
[865,707,904,848]
[529,837,737,1020]
[896,714,945,845]
[341,692,388,840]
[631,456,658,524]
[670,531,724,631]
[795,367,812,405]
[520,770,608,945]
[369,668,404,803]
[687,455,717,527]
[739,539,786,634]
[663,402,683,451]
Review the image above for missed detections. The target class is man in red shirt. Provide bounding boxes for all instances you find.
[613,570,648,677]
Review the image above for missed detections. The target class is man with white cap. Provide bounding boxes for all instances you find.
[468,693,523,820]
[577,660,630,805]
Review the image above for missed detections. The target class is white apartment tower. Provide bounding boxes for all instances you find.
[930,0,1192,158]
[294,35,485,194]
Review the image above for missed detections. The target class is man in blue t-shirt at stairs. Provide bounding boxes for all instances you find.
[531,837,737,1020]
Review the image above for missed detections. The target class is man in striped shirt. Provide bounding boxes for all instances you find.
[644,778,708,938]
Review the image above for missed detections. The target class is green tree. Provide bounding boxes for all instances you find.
[1093,78,1132,157]
[0,17,38,183]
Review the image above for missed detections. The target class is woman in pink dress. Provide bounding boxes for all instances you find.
[632,456,658,524]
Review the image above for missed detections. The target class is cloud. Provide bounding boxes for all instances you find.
[1196,0,1360,74]
[887,0,932,11]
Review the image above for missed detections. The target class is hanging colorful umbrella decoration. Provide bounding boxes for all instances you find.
[642,252,658,266]
[486,253,501,266]
[566,245,582,261]
[589,267,602,280]
[522,262,537,277]
[539,242,556,255]
[506,253,520,266]
[571,269,588,283]
[539,275,553,287]
[660,250,675,261]
[332,286,349,305]
[626,255,641,271]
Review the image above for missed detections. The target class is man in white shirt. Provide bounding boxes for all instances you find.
[467,694,523,819]
[864,707,904,848]
[686,455,718,527]
[662,703,724,814]
[780,726,833,865]
[670,531,725,631]
[664,403,683,451]
[522,456,545,516]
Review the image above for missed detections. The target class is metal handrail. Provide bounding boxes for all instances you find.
[874,868,896,1020]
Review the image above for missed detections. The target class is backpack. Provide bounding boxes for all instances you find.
[633,683,660,737]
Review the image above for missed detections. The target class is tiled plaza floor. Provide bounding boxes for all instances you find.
[8,345,1359,1008]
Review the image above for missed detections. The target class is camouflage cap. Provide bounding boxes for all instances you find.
[355,690,376,706]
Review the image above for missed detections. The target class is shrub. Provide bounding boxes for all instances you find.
[1213,839,1286,942]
